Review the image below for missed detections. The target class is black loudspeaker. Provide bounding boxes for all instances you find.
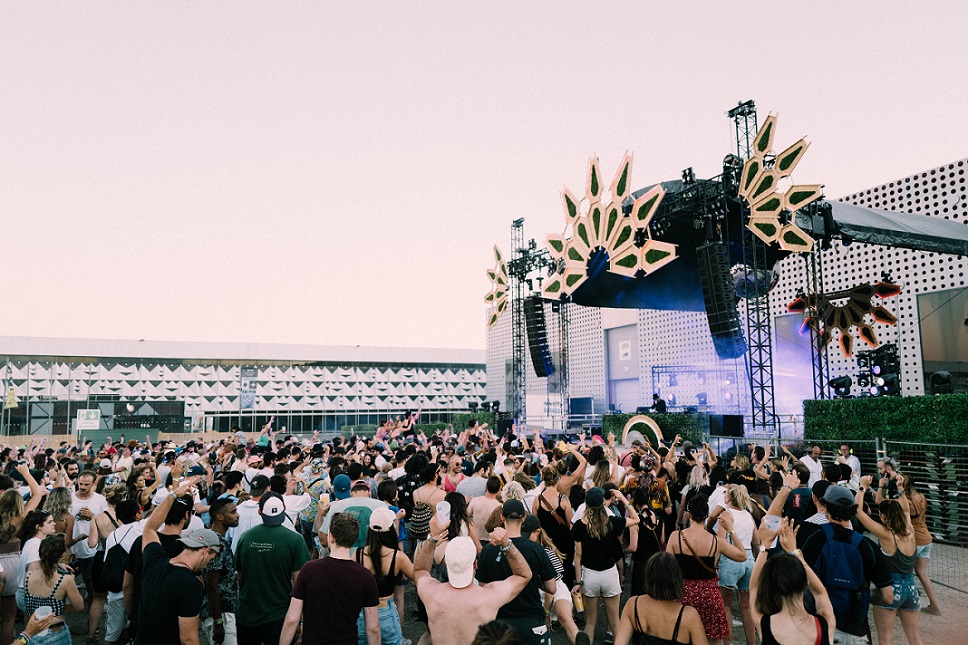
[696,242,747,359]
[524,296,555,377]
[710,414,745,437]
[496,418,515,437]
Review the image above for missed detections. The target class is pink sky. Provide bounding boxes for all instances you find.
[1,3,966,351]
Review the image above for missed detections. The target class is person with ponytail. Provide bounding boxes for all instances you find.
[902,473,941,615]
[21,535,84,644]
[355,507,414,645]
[707,484,759,645]
[665,495,747,645]
[533,466,575,586]
[571,487,638,644]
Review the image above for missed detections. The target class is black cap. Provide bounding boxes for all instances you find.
[249,474,271,496]
[502,499,526,519]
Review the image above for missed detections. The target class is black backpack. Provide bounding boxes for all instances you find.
[101,526,137,593]
[811,523,868,629]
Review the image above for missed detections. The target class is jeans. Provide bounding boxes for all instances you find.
[357,597,403,645]
[30,627,71,645]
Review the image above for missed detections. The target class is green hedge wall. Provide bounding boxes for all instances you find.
[602,413,707,446]
[803,394,968,443]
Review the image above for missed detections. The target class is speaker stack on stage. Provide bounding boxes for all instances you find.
[524,295,556,377]
[696,242,747,360]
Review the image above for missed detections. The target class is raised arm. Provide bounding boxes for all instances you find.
[854,477,891,541]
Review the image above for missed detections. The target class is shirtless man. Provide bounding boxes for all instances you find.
[415,515,531,645]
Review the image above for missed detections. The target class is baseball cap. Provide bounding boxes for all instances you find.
[178,529,222,553]
[99,459,112,469]
[333,474,352,500]
[521,514,541,536]
[259,493,287,527]
[246,455,261,465]
[502,499,526,519]
[585,487,606,508]
[249,475,271,496]
[369,507,397,532]
[445,536,477,589]
[186,465,206,477]
[824,485,857,509]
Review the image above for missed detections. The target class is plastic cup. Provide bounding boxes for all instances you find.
[34,605,52,637]
[320,492,330,505]
[763,515,782,531]
[436,501,451,523]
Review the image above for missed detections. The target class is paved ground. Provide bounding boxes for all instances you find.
[47,543,968,643]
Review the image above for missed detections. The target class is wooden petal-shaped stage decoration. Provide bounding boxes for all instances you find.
[753,114,777,156]
[586,155,602,204]
[561,188,580,225]
[631,185,665,230]
[871,306,897,325]
[858,324,877,348]
[840,332,854,358]
[775,138,810,178]
[610,152,633,203]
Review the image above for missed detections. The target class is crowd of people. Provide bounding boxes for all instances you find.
[0,418,943,645]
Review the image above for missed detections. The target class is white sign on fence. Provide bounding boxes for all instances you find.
[75,409,101,431]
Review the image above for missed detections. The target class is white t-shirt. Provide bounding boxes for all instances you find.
[71,492,108,559]
[156,465,172,488]
[17,537,41,589]
[800,455,823,488]
[725,508,755,552]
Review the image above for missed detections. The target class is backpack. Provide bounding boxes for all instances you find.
[101,526,137,593]
[812,523,868,629]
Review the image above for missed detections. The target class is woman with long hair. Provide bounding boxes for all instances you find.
[665,495,747,645]
[901,473,940,614]
[628,487,663,597]
[856,475,923,645]
[590,460,614,490]
[435,492,481,557]
[125,465,160,508]
[355,507,414,645]
[676,465,709,530]
[22,535,84,644]
[43,488,76,549]
[85,483,127,645]
[614,551,709,645]
[533,466,575,586]
[0,464,45,645]
[571,487,639,644]
[16,510,59,608]
[750,518,834,645]
[707,484,760,645]
[409,463,447,543]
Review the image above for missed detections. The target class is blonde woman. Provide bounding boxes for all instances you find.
[708,484,759,645]
[0,464,45,645]
[572,487,639,644]
[43,488,76,549]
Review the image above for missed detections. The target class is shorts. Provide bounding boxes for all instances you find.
[105,598,128,642]
[357,597,402,645]
[0,551,19,596]
[202,613,238,645]
[499,616,550,645]
[833,628,870,644]
[718,551,754,591]
[879,572,920,612]
[916,543,932,559]
[580,565,622,598]
[542,578,571,606]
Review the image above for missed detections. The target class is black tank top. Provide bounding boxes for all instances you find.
[759,613,829,645]
[632,600,686,645]
[357,547,398,597]
[673,531,718,580]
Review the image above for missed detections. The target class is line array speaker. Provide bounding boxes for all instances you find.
[696,242,747,359]
[524,296,556,378]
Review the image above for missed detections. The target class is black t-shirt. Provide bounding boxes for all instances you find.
[126,533,183,627]
[135,542,204,645]
[571,516,625,571]
[798,522,892,636]
[477,536,556,620]
[292,557,379,645]
[783,487,817,525]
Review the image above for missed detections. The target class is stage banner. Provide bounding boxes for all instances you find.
[240,367,258,409]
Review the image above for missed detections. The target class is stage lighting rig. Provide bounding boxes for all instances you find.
[829,376,852,398]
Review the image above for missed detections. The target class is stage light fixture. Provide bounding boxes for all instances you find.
[697,392,708,405]
[829,376,852,397]
[668,374,678,387]
[468,401,479,410]
[681,167,696,185]
[491,400,501,412]
[930,371,953,394]
[878,374,901,396]
[857,374,871,388]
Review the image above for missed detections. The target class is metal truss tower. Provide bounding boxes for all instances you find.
[510,219,528,421]
[804,250,830,399]
[729,100,778,437]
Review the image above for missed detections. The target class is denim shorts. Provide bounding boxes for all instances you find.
[916,543,932,559]
[718,550,754,591]
[880,572,920,611]
[357,597,403,645]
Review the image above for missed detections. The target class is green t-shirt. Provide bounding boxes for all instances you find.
[235,524,311,625]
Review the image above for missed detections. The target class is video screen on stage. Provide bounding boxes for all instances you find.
[918,288,968,392]
[773,313,815,414]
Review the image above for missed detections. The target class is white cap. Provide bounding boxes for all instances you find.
[445,536,477,589]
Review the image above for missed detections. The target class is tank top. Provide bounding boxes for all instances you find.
[907,494,932,546]
[674,531,718,580]
[536,493,572,553]
[632,601,686,645]
[760,613,828,645]
[23,570,68,617]
[884,534,917,575]
[357,547,398,597]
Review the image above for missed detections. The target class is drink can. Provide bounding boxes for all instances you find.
[572,589,584,613]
